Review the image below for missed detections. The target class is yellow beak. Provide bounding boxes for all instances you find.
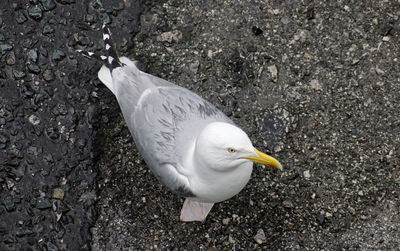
[243,149,283,170]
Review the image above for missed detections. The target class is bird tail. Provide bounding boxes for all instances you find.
[76,23,125,95]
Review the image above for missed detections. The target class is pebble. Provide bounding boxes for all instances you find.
[28,64,41,74]
[52,49,66,61]
[28,48,38,62]
[43,69,54,81]
[309,79,322,90]
[52,103,68,116]
[28,114,41,125]
[28,5,43,20]
[52,188,65,200]
[254,229,266,244]
[157,30,182,43]
[43,24,55,34]
[16,11,27,24]
[0,43,13,52]
[303,170,311,179]
[252,26,263,36]
[282,200,294,208]
[222,218,230,225]
[317,213,325,224]
[6,51,16,65]
[13,70,26,79]
[46,127,59,139]
[3,196,16,212]
[37,198,52,209]
[41,0,56,11]
[267,64,278,81]
[57,0,76,4]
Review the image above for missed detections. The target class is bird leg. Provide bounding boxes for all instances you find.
[180,199,214,222]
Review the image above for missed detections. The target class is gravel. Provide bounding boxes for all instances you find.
[0,0,399,250]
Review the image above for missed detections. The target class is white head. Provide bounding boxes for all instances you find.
[194,122,282,172]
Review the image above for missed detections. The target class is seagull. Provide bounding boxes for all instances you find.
[79,24,282,221]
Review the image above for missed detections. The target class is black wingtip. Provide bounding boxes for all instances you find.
[76,23,124,70]
[102,23,124,69]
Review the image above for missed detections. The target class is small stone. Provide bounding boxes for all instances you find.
[375,65,385,75]
[157,30,183,43]
[282,200,293,208]
[267,64,278,82]
[382,36,390,42]
[43,24,55,34]
[0,43,13,52]
[254,229,266,244]
[44,153,54,163]
[41,0,56,11]
[16,11,27,24]
[28,48,38,62]
[52,188,64,200]
[46,242,58,251]
[21,85,34,98]
[84,14,95,24]
[28,114,41,125]
[13,70,26,79]
[303,170,311,179]
[28,64,41,74]
[52,103,68,116]
[52,49,66,61]
[3,196,15,212]
[189,60,199,73]
[37,198,52,209]
[15,227,33,237]
[46,127,59,139]
[309,79,322,90]
[6,51,16,65]
[222,218,230,225]
[272,9,280,15]
[27,146,38,156]
[76,138,86,149]
[28,5,43,20]
[252,26,263,36]
[43,69,54,81]
[317,213,325,224]
[56,0,76,4]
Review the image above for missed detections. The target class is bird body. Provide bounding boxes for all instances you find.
[83,24,282,221]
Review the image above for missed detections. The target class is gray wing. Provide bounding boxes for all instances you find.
[117,76,233,197]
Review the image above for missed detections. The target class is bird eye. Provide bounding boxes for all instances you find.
[227,148,236,153]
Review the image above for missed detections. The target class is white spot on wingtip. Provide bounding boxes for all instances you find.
[88,52,94,56]
[108,56,114,65]
[100,55,107,60]
[102,23,106,29]
[105,44,111,50]
[103,34,110,40]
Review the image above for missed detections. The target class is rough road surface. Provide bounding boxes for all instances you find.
[1,0,399,250]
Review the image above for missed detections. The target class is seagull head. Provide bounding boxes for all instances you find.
[195,122,282,172]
